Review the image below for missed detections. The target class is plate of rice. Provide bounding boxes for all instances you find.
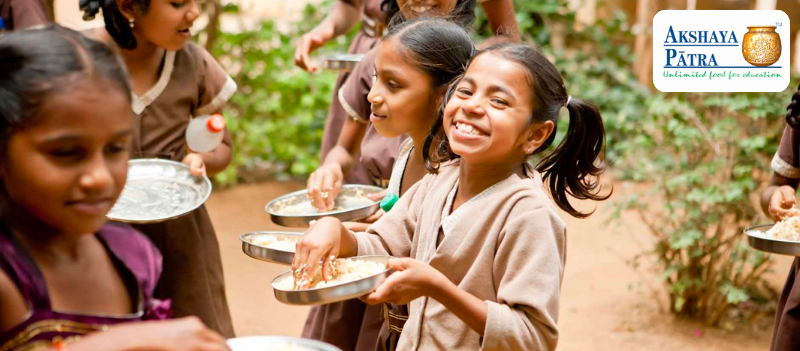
[271,256,391,305]
[240,232,302,265]
[745,208,800,256]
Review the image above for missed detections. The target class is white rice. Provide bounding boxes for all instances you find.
[765,207,800,241]
[249,235,297,252]
[274,258,386,290]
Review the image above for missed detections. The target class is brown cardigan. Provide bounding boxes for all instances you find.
[355,162,566,351]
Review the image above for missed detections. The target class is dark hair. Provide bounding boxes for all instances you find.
[0,24,132,156]
[384,17,474,91]
[80,0,150,50]
[424,44,610,218]
[786,83,800,128]
[381,0,477,31]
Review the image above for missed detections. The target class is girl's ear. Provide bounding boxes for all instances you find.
[115,0,138,20]
[522,120,554,155]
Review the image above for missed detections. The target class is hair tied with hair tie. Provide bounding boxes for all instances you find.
[565,95,572,107]
[79,0,101,20]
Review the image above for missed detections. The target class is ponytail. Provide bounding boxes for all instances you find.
[786,83,800,129]
[80,0,149,50]
[535,98,609,218]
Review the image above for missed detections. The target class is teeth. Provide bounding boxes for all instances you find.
[411,5,432,13]
[456,122,483,136]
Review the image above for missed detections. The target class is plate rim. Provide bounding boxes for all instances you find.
[106,158,212,223]
[264,184,383,218]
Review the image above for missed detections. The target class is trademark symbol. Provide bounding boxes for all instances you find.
[776,22,783,27]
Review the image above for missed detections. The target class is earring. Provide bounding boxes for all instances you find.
[129,18,135,29]
[527,148,532,154]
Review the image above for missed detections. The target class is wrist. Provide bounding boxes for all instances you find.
[427,270,451,302]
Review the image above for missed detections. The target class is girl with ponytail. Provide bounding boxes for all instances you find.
[761,82,800,351]
[294,43,609,350]
[79,0,237,337]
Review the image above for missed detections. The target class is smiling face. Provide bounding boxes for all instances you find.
[122,0,200,51]
[396,0,459,20]
[367,38,440,139]
[0,79,132,236]
[443,52,553,165]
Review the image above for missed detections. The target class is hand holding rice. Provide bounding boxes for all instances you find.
[275,258,386,290]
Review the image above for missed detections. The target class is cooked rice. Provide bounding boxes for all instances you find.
[765,207,800,241]
[249,235,297,252]
[274,258,386,290]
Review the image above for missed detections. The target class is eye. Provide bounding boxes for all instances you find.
[387,80,402,89]
[104,142,129,155]
[491,98,509,107]
[49,147,86,161]
[456,88,472,97]
[171,1,186,8]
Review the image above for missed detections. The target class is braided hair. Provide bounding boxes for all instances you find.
[79,0,150,50]
[786,83,800,129]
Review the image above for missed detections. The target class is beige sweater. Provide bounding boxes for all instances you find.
[355,162,566,351]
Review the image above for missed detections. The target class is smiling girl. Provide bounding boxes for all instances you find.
[80,0,237,336]
[296,43,610,350]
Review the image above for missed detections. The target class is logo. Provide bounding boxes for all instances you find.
[653,11,790,92]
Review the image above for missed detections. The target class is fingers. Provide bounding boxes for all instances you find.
[362,209,384,224]
[320,169,336,211]
[307,171,327,211]
[183,154,206,177]
[386,257,412,271]
[294,35,314,72]
[367,189,389,201]
[321,253,337,282]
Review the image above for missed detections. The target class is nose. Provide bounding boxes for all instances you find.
[186,0,201,22]
[367,87,384,105]
[461,95,485,117]
[79,153,113,193]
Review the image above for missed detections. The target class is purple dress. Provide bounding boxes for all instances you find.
[0,223,170,351]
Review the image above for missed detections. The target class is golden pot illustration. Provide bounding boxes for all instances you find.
[742,26,781,67]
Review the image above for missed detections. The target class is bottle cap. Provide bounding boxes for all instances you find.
[206,114,226,132]
[380,193,399,212]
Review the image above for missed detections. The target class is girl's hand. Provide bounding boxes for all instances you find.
[293,217,344,288]
[307,165,344,211]
[73,317,230,351]
[361,209,385,224]
[362,258,446,305]
[182,153,207,177]
[769,185,797,221]
[294,22,335,72]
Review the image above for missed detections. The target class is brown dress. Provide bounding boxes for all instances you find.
[89,29,238,337]
[304,44,408,351]
[0,0,49,30]
[320,0,384,185]
[770,125,800,351]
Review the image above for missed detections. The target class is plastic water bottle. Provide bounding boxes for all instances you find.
[185,114,226,153]
[0,18,7,36]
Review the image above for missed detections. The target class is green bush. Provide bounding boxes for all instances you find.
[211,2,352,185]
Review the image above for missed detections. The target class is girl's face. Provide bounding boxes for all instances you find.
[443,53,552,164]
[396,0,458,20]
[1,81,132,236]
[368,39,440,139]
[125,0,200,51]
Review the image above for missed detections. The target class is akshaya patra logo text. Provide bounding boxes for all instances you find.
[653,10,790,92]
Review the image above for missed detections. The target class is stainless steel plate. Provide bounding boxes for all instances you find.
[322,53,364,72]
[271,255,391,306]
[227,336,342,351]
[107,159,212,224]
[265,185,382,228]
[240,231,302,265]
[745,224,800,256]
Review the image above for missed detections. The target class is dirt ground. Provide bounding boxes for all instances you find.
[205,179,793,351]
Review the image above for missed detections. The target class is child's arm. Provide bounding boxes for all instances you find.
[761,173,799,220]
[294,0,362,72]
[54,317,230,351]
[477,0,521,49]
[308,118,368,210]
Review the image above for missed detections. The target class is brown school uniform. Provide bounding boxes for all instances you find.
[0,0,49,30]
[88,30,237,337]
[320,0,385,184]
[355,162,565,351]
[302,138,410,351]
[304,34,408,351]
[770,125,800,351]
